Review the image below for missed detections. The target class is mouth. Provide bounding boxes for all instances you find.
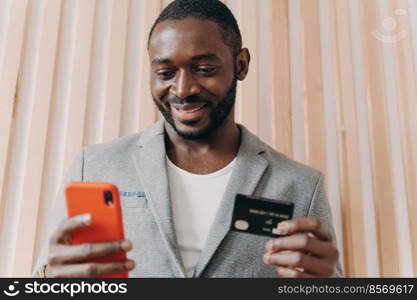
[172,103,207,113]
[171,103,208,122]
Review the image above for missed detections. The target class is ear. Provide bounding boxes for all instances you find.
[235,48,251,81]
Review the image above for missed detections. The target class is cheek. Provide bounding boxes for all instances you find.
[201,76,233,98]
[151,79,171,100]
[206,64,235,96]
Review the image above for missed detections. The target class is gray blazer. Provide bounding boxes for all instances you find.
[33,120,343,277]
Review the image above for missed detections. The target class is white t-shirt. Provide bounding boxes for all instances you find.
[166,156,236,277]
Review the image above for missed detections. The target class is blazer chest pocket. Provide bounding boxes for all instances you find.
[121,197,147,209]
[120,192,149,226]
[120,190,148,208]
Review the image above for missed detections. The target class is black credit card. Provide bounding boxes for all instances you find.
[230,194,294,238]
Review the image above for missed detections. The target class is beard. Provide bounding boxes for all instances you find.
[153,79,237,140]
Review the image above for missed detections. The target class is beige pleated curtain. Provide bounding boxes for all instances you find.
[0,0,416,277]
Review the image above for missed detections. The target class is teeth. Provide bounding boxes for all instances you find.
[177,104,205,113]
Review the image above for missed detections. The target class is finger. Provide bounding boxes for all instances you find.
[51,214,92,244]
[48,240,133,265]
[265,234,339,259]
[48,260,136,278]
[276,266,315,278]
[264,250,335,277]
[277,217,332,241]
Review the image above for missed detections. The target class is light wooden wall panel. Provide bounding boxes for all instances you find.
[0,0,63,276]
[269,0,293,158]
[120,0,161,136]
[258,0,273,145]
[101,0,129,142]
[236,0,259,134]
[380,0,413,277]
[288,0,307,163]
[0,0,28,226]
[300,0,327,175]
[0,0,416,277]
[136,0,163,130]
[390,0,417,276]
[34,0,97,268]
[359,0,400,277]
[318,0,344,272]
[330,0,370,277]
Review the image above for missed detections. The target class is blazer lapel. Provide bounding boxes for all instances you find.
[193,125,269,277]
[131,120,186,277]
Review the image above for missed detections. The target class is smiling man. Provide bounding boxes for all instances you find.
[33,0,342,278]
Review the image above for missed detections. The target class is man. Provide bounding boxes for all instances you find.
[33,0,342,278]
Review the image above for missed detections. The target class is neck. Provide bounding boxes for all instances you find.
[164,115,241,158]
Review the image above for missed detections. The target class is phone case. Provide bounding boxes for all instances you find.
[65,182,128,278]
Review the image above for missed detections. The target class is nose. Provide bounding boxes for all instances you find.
[170,69,200,99]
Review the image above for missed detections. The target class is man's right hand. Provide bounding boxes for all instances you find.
[45,213,136,278]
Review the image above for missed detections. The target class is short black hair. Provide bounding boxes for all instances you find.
[148,0,242,58]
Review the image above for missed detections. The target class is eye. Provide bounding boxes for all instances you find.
[194,66,217,75]
[156,70,176,79]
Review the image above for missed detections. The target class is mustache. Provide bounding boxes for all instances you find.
[167,96,209,106]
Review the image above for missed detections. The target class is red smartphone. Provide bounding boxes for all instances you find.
[65,182,128,278]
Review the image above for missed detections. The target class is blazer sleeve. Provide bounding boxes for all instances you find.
[31,149,84,277]
[306,173,344,277]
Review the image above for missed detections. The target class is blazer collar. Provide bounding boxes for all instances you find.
[192,124,269,277]
[132,120,269,277]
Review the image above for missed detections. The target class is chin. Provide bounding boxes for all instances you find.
[173,120,215,140]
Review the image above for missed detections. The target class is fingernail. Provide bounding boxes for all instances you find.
[121,240,132,251]
[272,238,281,249]
[263,253,271,265]
[265,240,272,251]
[278,222,289,234]
[82,213,91,224]
[126,260,136,270]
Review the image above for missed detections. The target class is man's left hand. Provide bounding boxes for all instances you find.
[263,217,339,278]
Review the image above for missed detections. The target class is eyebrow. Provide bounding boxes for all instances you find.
[151,53,220,65]
[191,53,220,61]
[152,58,172,65]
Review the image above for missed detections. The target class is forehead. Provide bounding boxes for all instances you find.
[148,18,232,62]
